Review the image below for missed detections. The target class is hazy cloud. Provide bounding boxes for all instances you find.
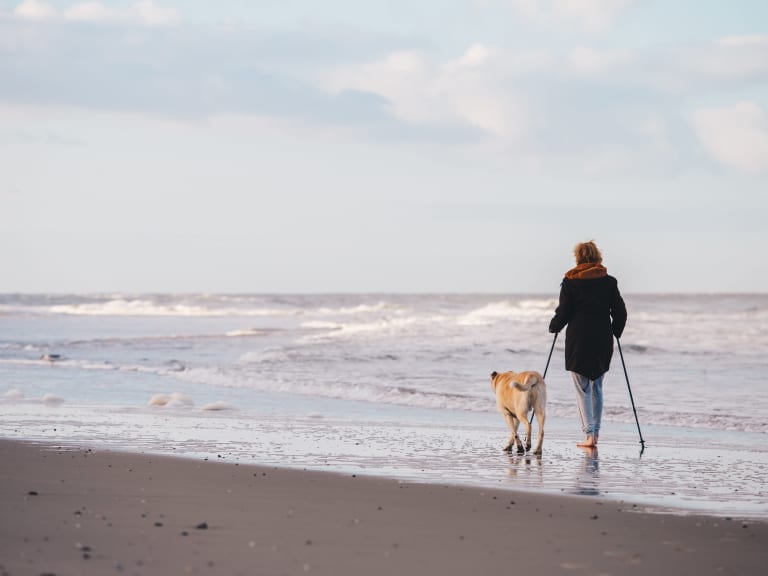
[14,0,56,20]
[507,0,637,30]
[2,3,766,178]
[567,45,632,75]
[322,45,535,140]
[14,0,179,26]
[691,102,768,175]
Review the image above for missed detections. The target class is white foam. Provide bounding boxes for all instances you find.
[458,300,554,326]
[1,390,65,405]
[44,299,290,317]
[298,317,420,341]
[307,301,400,317]
[226,329,268,337]
[41,393,65,405]
[148,393,194,408]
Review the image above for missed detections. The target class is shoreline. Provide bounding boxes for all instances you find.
[1,439,766,576]
[3,402,767,521]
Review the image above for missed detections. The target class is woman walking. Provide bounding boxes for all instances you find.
[549,241,627,448]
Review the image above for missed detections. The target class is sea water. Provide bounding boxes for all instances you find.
[1,293,766,519]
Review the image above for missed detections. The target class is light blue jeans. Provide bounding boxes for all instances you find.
[572,372,604,436]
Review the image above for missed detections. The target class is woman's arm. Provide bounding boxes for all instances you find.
[549,280,571,334]
[610,283,627,338]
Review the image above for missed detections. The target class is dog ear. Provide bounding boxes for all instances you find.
[491,371,498,380]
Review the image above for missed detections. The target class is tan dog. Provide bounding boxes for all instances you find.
[490,370,547,455]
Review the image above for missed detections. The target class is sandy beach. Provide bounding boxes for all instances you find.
[1,439,766,576]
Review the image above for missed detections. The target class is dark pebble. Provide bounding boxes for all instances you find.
[154,522,163,527]
[590,515,599,520]
[181,531,189,536]
[196,522,208,530]
[28,491,39,496]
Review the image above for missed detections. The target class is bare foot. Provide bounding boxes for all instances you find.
[577,435,596,448]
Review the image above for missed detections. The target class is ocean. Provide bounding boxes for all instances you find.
[1,293,767,519]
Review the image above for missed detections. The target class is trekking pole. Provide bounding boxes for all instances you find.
[529,332,558,427]
[616,337,646,455]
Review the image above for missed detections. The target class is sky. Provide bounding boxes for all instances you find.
[1,0,767,294]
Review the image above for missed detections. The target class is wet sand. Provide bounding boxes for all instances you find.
[1,439,766,576]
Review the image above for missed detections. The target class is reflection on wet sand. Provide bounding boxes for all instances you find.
[507,452,543,481]
[573,446,600,496]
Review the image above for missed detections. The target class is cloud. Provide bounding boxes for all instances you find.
[553,36,768,95]
[567,45,632,75]
[14,0,56,20]
[64,2,114,22]
[691,102,768,175]
[553,0,636,30]
[718,34,768,47]
[508,0,636,30]
[14,1,179,26]
[133,0,178,26]
[683,35,768,82]
[322,44,533,139]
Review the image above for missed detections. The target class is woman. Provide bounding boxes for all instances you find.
[549,241,627,448]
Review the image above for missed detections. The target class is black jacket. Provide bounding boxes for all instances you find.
[549,274,627,379]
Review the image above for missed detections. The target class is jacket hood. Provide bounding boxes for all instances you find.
[565,262,608,280]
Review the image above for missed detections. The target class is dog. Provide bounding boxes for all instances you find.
[490,370,547,455]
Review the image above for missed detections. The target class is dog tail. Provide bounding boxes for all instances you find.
[510,373,540,392]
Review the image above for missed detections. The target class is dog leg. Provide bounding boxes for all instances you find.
[533,409,546,456]
[510,415,525,454]
[523,413,533,453]
[502,411,517,452]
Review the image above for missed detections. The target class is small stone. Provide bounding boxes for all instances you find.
[28,491,39,496]
[195,522,208,530]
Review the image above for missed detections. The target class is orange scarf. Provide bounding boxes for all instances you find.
[565,262,607,280]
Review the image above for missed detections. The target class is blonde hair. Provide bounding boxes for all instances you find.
[574,240,603,265]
